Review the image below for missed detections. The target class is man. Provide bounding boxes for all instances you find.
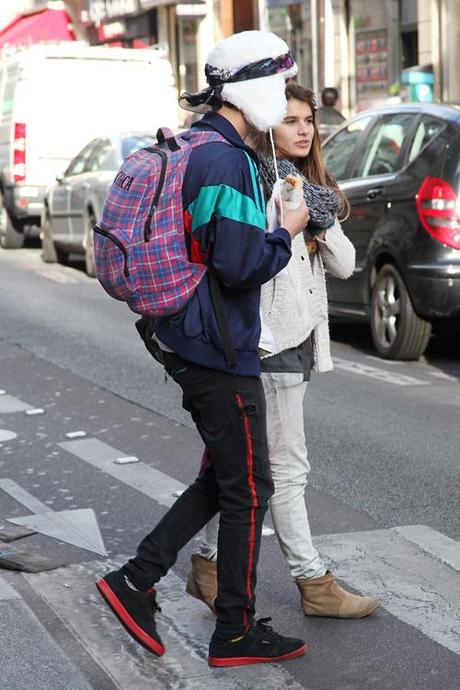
[318,87,345,140]
[96,30,310,667]
[318,87,345,125]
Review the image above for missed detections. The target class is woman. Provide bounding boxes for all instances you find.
[186,82,380,619]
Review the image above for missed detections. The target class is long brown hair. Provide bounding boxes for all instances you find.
[253,82,350,222]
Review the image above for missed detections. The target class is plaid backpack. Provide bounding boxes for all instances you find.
[93,127,227,317]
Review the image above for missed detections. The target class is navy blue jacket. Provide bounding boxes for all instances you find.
[156,112,292,376]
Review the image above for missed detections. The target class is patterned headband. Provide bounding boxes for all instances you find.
[205,52,295,87]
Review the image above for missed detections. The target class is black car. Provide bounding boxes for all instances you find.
[322,103,460,360]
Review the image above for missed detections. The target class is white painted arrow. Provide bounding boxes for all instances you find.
[0,478,107,557]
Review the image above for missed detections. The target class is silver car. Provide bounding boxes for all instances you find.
[41,132,156,276]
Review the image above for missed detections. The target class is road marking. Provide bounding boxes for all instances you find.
[59,439,285,536]
[364,355,405,366]
[333,357,430,386]
[60,438,187,508]
[316,527,460,655]
[427,371,459,383]
[0,479,107,556]
[0,394,32,413]
[24,558,307,690]
[34,269,78,284]
[60,439,460,655]
[393,525,460,572]
[0,430,17,442]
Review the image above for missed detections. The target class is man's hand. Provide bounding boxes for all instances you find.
[276,198,310,238]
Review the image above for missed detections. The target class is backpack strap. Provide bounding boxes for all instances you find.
[156,127,180,152]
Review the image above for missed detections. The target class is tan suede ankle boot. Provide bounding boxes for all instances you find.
[185,554,217,613]
[296,571,380,618]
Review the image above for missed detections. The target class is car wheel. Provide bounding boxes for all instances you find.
[41,209,58,262]
[0,195,24,248]
[84,211,97,277]
[370,263,432,360]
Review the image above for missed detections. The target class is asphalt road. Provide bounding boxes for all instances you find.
[1,245,459,690]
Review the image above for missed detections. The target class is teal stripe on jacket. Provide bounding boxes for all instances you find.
[187,184,266,232]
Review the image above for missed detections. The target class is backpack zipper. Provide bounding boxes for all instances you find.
[93,225,130,277]
[143,147,168,242]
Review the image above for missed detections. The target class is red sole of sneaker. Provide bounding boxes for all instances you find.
[208,643,308,667]
[96,578,165,657]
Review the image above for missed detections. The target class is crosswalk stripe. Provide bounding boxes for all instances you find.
[24,558,307,690]
[315,527,460,655]
[0,394,32,413]
[393,525,460,573]
[60,437,460,657]
[333,357,430,386]
[60,438,186,508]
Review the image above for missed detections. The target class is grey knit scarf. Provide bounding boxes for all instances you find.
[258,154,341,234]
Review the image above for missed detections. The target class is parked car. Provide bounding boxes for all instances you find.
[0,43,178,249]
[41,132,156,276]
[322,102,460,360]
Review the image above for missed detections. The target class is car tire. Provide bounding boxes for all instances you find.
[0,196,24,249]
[84,211,97,278]
[370,263,432,360]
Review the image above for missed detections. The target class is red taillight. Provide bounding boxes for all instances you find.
[416,176,460,249]
[13,122,26,183]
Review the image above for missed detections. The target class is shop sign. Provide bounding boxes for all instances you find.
[88,0,139,26]
[100,20,127,38]
[138,0,175,8]
[176,4,207,17]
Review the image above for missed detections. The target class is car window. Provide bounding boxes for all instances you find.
[352,114,414,178]
[65,140,99,177]
[322,116,372,181]
[408,116,446,163]
[86,138,113,172]
[121,135,156,158]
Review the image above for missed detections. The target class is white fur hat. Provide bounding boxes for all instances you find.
[180,30,297,132]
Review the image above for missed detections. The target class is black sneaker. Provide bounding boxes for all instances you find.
[96,570,165,656]
[208,617,307,667]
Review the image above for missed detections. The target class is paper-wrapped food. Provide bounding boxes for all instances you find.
[280,174,303,209]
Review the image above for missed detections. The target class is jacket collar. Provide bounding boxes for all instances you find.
[192,112,259,164]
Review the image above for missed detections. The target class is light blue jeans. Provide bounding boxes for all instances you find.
[198,372,327,580]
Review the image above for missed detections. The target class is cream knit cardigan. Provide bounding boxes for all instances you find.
[260,219,356,372]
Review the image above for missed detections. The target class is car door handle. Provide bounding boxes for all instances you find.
[367,187,384,200]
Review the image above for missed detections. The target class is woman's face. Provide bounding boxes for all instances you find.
[274,98,315,159]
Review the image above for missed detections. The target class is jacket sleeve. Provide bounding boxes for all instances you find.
[315,218,355,279]
[187,146,292,289]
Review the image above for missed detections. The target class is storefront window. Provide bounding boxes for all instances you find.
[351,0,400,111]
[177,17,198,94]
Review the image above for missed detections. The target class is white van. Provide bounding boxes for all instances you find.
[0,43,179,247]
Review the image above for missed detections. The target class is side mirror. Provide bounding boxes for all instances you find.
[56,172,65,184]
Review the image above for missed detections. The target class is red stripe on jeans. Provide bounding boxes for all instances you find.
[235,392,258,630]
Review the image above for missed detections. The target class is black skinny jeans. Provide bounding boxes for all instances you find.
[123,352,274,639]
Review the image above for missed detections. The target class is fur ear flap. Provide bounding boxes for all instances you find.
[222,73,293,131]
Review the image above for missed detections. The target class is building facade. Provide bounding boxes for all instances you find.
[259,0,460,116]
[5,1,454,119]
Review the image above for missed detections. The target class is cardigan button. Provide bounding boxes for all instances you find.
[301,255,305,260]
[309,289,313,294]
